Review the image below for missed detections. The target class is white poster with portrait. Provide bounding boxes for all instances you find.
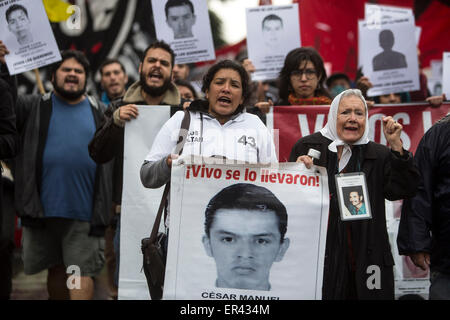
[358,17,420,97]
[246,4,300,81]
[150,0,215,64]
[0,0,61,75]
[364,3,421,46]
[163,157,329,300]
[442,52,450,100]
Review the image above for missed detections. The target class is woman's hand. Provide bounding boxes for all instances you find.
[242,58,256,75]
[382,116,403,154]
[296,155,314,169]
[166,154,179,167]
[356,76,373,97]
[182,101,192,110]
[0,41,10,65]
[426,94,446,108]
[254,99,273,114]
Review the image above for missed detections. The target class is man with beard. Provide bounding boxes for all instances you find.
[0,48,112,300]
[88,40,181,296]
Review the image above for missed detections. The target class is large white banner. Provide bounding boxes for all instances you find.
[119,106,172,300]
[163,157,329,300]
[246,4,300,81]
[0,0,61,75]
[151,0,215,64]
[358,17,420,97]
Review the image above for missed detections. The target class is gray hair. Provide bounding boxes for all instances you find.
[340,89,367,110]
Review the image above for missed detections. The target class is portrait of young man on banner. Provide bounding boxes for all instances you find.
[163,159,329,300]
[201,183,290,291]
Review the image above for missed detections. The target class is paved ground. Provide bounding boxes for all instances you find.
[10,248,112,300]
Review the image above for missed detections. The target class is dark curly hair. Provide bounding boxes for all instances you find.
[141,40,175,68]
[195,60,250,114]
[278,47,330,101]
[204,183,288,242]
[50,50,90,79]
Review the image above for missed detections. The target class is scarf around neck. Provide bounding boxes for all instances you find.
[287,94,332,106]
[319,90,370,172]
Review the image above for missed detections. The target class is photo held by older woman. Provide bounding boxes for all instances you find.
[290,89,420,300]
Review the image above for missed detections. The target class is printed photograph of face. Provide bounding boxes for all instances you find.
[344,186,367,216]
[202,183,290,291]
[261,14,283,49]
[165,0,196,39]
[6,4,33,46]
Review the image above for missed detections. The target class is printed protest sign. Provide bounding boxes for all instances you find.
[0,0,61,75]
[151,0,215,64]
[358,17,420,96]
[246,4,300,81]
[163,157,329,300]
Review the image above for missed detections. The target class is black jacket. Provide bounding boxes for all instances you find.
[0,78,19,160]
[290,132,420,300]
[14,93,113,236]
[397,115,450,274]
[0,77,19,242]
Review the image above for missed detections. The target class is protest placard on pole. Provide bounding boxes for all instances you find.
[246,4,300,81]
[151,0,215,64]
[163,157,329,300]
[0,0,61,75]
[358,17,420,97]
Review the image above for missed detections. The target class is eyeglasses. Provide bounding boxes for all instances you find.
[290,69,317,80]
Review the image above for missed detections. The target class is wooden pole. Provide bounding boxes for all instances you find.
[33,69,45,95]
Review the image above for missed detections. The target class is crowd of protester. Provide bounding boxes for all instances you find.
[0,12,448,301]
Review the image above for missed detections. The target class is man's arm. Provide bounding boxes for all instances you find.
[0,79,19,159]
[397,127,437,268]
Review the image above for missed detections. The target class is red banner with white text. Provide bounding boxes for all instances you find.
[271,103,450,162]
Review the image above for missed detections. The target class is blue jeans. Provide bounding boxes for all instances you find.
[429,271,450,300]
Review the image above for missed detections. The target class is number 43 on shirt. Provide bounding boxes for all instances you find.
[238,135,256,148]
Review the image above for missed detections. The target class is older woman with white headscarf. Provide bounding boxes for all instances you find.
[290,89,420,300]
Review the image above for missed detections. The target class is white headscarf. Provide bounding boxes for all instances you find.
[319,89,370,172]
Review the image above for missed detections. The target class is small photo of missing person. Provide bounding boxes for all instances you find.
[335,173,372,221]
